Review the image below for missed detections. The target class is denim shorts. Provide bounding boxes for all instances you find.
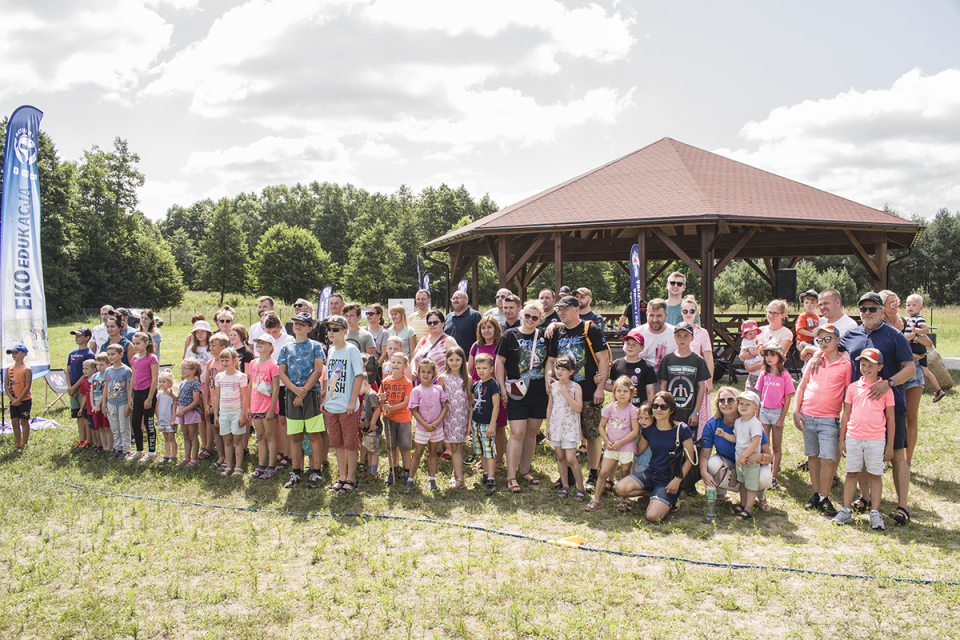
[801,413,840,462]
[903,365,925,390]
[759,406,783,425]
[628,467,680,506]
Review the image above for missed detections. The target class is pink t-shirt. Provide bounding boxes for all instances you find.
[601,402,639,453]
[756,370,795,409]
[798,354,851,418]
[844,378,894,440]
[248,358,280,414]
[131,353,158,391]
[409,384,448,424]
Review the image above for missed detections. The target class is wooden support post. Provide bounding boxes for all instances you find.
[637,230,647,301]
[554,232,563,295]
[844,229,883,283]
[498,236,510,290]
[472,260,479,309]
[875,238,888,291]
[700,225,716,345]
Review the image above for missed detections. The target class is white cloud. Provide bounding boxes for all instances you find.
[0,0,171,97]
[717,68,960,218]
[357,139,402,159]
[143,0,201,10]
[139,179,191,221]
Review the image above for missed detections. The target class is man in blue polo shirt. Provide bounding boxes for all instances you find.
[839,291,916,526]
[444,291,482,353]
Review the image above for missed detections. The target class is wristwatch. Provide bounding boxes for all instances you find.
[888,379,896,388]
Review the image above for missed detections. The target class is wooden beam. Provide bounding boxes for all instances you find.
[504,233,549,283]
[528,260,549,287]
[787,257,801,269]
[615,260,630,277]
[875,238,888,291]
[744,259,773,285]
[484,236,501,274]
[844,229,882,282]
[472,260,479,309]
[498,236,510,289]
[714,227,757,275]
[646,259,674,290]
[652,227,702,278]
[554,232,563,295]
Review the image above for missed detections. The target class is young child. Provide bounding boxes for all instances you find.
[175,358,203,467]
[607,329,657,407]
[793,324,850,516]
[717,390,764,520]
[380,352,414,485]
[633,401,655,476]
[156,372,177,464]
[382,336,412,380]
[65,359,97,451]
[213,348,249,477]
[904,293,946,403]
[739,320,763,393]
[101,344,133,459]
[187,320,213,365]
[203,332,230,467]
[279,313,326,489]
[756,343,794,488]
[67,326,96,448]
[91,354,111,453]
[406,358,449,492]
[439,347,471,489]
[470,353,500,495]
[833,348,895,530]
[545,355,584,500]
[248,334,281,479]
[795,290,821,347]
[129,332,159,462]
[358,371,383,480]
[586,376,640,511]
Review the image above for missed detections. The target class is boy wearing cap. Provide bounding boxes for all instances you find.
[717,390,764,520]
[658,322,710,429]
[739,320,763,393]
[833,348,895,530]
[67,326,96,448]
[6,345,33,451]
[607,329,657,408]
[796,290,821,347]
[321,314,365,494]
[278,312,326,489]
[793,324,850,515]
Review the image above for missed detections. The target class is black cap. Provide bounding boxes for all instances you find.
[858,292,883,306]
[673,321,695,334]
[555,295,579,308]
[291,312,315,327]
[799,289,819,301]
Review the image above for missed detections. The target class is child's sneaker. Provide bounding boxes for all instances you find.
[832,507,853,525]
[168,457,177,466]
[248,468,264,479]
[404,478,415,493]
[385,472,394,485]
[870,510,885,531]
[485,479,497,495]
[819,497,838,517]
[306,471,322,489]
[429,478,438,491]
[260,468,276,479]
[284,471,302,489]
[127,451,142,461]
[140,452,156,463]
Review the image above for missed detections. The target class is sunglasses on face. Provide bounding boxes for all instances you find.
[294,303,304,308]
[523,313,540,322]
[496,294,507,299]
[668,281,684,287]
[218,319,231,323]
[327,327,343,333]
[718,397,737,405]
[427,320,442,326]
[815,336,834,345]
[652,402,669,411]
[365,311,377,316]
[681,309,696,314]
[859,306,879,314]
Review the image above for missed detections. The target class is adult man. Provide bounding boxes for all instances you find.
[800,288,858,362]
[315,293,346,345]
[639,299,677,378]
[410,289,433,343]
[484,288,511,328]
[248,296,275,345]
[617,299,647,334]
[444,291,482,352]
[285,299,322,342]
[91,305,114,352]
[538,289,560,327]
[545,295,609,491]
[114,308,137,341]
[502,294,522,331]
[575,288,606,328]
[665,272,689,326]
[837,292,915,525]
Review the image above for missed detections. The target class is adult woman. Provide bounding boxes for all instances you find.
[228,324,255,374]
[680,295,715,436]
[496,300,548,492]
[100,316,132,366]
[698,387,774,510]
[367,304,390,366]
[412,310,459,376]
[615,391,697,522]
[880,290,930,464]
[138,309,162,360]
[759,299,793,354]
[388,305,417,359]
[214,307,236,337]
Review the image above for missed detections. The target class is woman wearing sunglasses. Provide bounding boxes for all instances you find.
[366,304,390,366]
[758,299,793,355]
[680,295,715,437]
[412,310,459,380]
[615,391,697,522]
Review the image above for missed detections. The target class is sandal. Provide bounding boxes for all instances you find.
[891,506,910,526]
[231,468,243,477]
[735,509,752,521]
[585,499,602,511]
[331,480,345,492]
[576,445,588,459]
[617,498,631,512]
[276,455,290,470]
[212,461,226,471]
[220,467,233,477]
[732,504,746,516]
[605,479,615,492]
[933,389,946,403]
[851,497,870,514]
[558,487,569,498]
[337,480,357,495]
[198,448,212,460]
[448,477,459,489]
[507,478,521,493]
[575,489,586,501]
[520,473,540,485]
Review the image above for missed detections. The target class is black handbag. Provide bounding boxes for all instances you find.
[667,422,698,483]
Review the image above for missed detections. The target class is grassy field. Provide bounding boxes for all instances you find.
[2,301,960,638]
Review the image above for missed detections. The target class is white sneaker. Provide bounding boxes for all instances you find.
[140,452,157,462]
[126,451,143,461]
[832,507,853,525]
[870,510,885,531]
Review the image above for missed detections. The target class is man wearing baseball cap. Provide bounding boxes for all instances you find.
[834,292,915,525]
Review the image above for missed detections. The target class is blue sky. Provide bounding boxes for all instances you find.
[1,0,958,220]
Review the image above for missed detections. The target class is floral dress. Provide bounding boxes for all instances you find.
[442,374,470,443]
[547,380,581,445]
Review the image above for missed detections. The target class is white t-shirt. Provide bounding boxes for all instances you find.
[268,331,295,387]
[759,325,793,350]
[819,314,858,337]
[91,323,109,352]
[639,323,677,373]
[735,415,765,460]
[248,321,265,347]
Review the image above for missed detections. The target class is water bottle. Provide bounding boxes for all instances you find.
[705,485,717,521]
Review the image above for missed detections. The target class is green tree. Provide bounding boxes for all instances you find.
[343,221,404,303]
[166,228,200,288]
[196,198,249,306]
[158,199,213,244]
[253,223,335,304]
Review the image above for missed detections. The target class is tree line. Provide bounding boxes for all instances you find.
[1,120,957,318]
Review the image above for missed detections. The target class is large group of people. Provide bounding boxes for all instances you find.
[22,276,941,529]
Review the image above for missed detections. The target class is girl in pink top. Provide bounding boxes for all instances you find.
[586,376,640,512]
[248,336,281,479]
[129,332,159,460]
[756,343,795,486]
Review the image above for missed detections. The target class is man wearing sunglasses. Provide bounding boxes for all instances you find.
[483,288,512,329]
[835,292,916,525]
[444,291,482,353]
[664,272,695,326]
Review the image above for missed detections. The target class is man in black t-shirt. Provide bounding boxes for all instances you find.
[546,295,609,489]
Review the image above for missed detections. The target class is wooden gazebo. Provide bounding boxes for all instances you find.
[422,137,923,340]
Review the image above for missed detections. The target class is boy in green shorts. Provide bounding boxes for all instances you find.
[279,312,326,489]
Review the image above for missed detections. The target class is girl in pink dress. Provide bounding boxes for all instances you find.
[439,347,471,488]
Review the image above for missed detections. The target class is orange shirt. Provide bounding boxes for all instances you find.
[381,376,412,422]
[7,364,31,400]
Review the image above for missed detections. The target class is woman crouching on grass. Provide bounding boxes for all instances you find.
[615,391,696,522]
